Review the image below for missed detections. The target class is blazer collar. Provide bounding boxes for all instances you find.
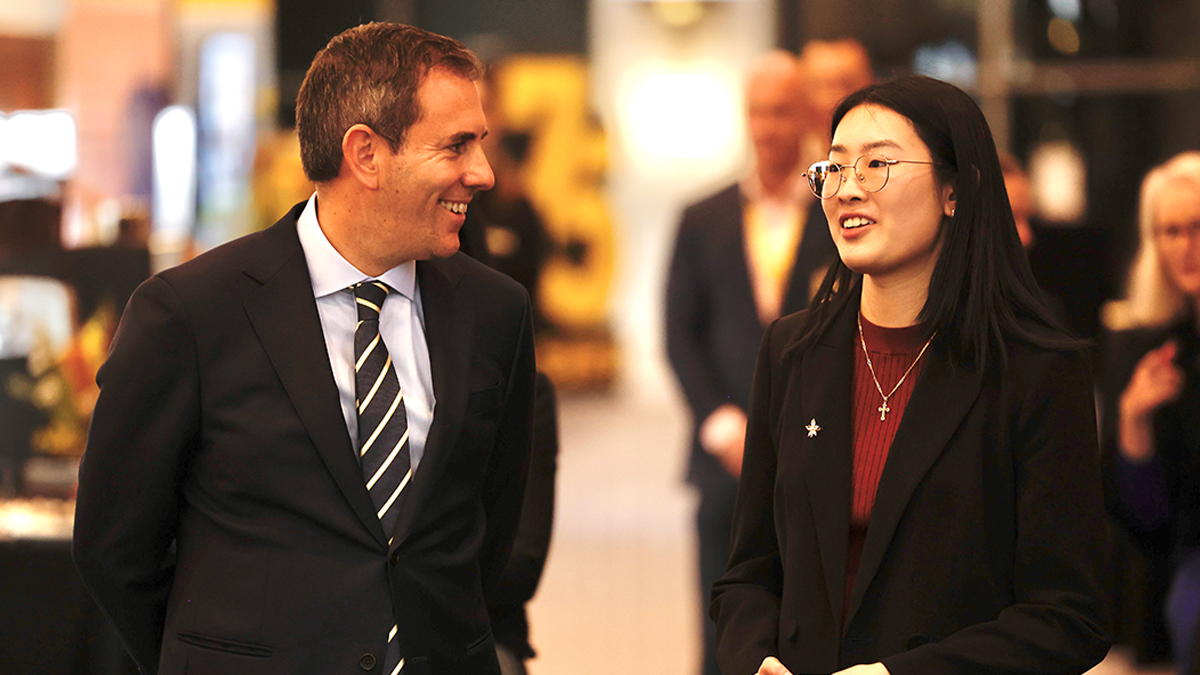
[387,256,472,551]
[243,210,477,550]
[800,297,986,633]
[799,298,856,631]
[242,205,390,546]
[843,329,985,632]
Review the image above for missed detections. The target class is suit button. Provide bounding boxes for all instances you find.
[359,653,376,670]
[390,552,400,565]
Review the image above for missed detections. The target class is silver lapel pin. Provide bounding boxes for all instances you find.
[806,418,821,438]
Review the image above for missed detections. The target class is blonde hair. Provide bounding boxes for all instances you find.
[1104,151,1200,330]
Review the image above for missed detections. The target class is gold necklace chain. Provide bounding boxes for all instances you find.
[857,314,935,422]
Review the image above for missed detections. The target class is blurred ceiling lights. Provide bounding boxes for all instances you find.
[648,1,707,28]
[0,110,76,179]
[618,64,741,171]
[1048,18,1081,55]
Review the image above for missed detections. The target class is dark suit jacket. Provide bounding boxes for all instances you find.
[666,184,835,489]
[1101,317,1200,561]
[711,301,1111,675]
[487,372,558,659]
[73,202,536,675]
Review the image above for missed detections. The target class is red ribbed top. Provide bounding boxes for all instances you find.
[844,313,929,622]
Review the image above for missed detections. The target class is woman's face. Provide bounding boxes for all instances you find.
[823,104,955,287]
[1154,180,1200,298]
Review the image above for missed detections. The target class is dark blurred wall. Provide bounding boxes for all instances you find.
[414,0,586,54]
[275,0,377,127]
[275,0,586,125]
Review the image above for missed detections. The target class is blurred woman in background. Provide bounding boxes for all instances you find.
[1103,151,1200,675]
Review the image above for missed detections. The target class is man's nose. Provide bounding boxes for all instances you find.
[466,146,495,191]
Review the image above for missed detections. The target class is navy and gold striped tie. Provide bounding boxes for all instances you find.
[352,280,408,674]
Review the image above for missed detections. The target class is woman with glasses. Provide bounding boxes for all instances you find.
[1101,152,1200,675]
[710,76,1110,675]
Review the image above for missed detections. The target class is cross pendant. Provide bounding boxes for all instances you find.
[878,399,891,421]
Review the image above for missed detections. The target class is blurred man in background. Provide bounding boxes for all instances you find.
[799,38,874,167]
[666,50,836,675]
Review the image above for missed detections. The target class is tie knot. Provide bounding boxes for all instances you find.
[353,281,390,321]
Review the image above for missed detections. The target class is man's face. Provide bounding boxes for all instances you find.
[804,43,873,135]
[746,68,806,176]
[376,67,495,261]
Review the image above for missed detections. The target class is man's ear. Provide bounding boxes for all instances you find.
[341,124,383,190]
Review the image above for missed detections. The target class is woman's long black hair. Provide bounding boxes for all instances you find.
[790,75,1079,368]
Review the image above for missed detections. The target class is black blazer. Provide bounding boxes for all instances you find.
[73,202,536,675]
[711,301,1111,675]
[487,372,558,659]
[1101,318,1200,562]
[666,184,835,488]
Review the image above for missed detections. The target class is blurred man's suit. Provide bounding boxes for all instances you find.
[667,184,834,675]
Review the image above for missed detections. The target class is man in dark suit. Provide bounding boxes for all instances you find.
[665,50,836,675]
[73,23,535,675]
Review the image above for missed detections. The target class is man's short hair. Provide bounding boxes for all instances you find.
[296,22,484,182]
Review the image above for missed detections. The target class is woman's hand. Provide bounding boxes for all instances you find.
[832,664,890,675]
[755,658,890,675]
[756,657,792,675]
[1119,339,1184,461]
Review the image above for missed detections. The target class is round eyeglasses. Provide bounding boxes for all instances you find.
[807,153,946,200]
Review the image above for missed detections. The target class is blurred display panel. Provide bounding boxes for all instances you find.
[55,0,171,247]
[496,56,616,390]
[0,36,54,111]
[195,32,257,247]
[251,129,313,231]
[152,105,198,251]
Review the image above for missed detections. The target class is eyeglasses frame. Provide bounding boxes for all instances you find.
[807,153,949,200]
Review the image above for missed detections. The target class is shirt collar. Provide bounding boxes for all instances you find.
[740,162,811,206]
[296,193,418,301]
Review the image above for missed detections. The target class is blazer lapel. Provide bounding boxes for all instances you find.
[800,301,856,630]
[781,200,821,314]
[844,346,985,632]
[242,213,387,547]
[388,257,472,550]
[725,191,760,324]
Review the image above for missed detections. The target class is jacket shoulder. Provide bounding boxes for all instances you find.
[156,205,304,291]
[427,253,532,316]
[679,183,742,227]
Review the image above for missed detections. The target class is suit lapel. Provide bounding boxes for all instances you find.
[388,257,472,550]
[241,211,387,546]
[724,189,760,324]
[800,301,856,630]
[844,345,985,631]
[783,200,834,314]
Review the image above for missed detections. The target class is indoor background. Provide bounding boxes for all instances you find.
[2,0,1199,673]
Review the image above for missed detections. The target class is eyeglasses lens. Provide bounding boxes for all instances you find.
[856,155,890,193]
[809,155,891,199]
[808,163,833,199]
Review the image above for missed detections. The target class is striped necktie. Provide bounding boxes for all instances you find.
[352,280,409,675]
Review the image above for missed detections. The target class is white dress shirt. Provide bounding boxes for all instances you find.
[295,194,434,472]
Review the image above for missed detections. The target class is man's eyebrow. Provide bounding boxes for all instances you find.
[449,129,487,144]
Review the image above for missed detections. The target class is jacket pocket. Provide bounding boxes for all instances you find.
[176,631,273,658]
[467,384,503,415]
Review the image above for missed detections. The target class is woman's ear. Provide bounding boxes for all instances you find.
[341,124,382,190]
[942,181,958,218]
